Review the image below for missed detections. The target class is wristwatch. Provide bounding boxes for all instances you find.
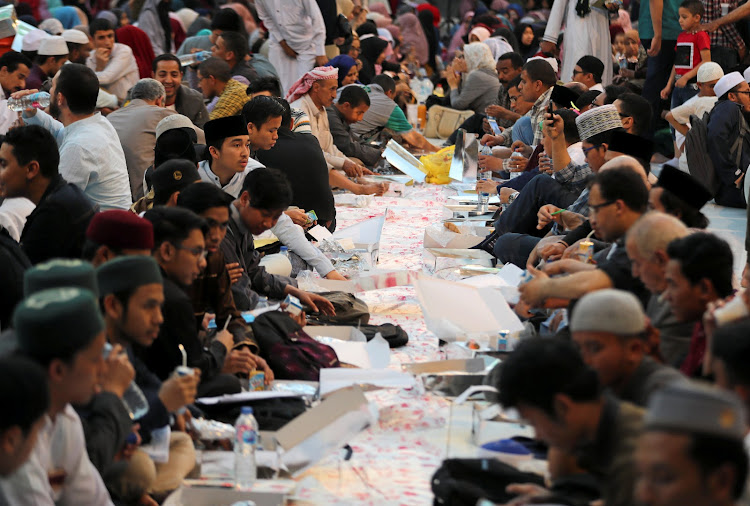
[507,192,519,204]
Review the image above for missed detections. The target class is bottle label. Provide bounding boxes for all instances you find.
[238,425,257,445]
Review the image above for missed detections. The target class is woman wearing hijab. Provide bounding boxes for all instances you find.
[328,54,359,86]
[514,22,539,60]
[447,10,473,61]
[52,6,81,28]
[445,42,499,113]
[358,34,387,84]
[417,9,438,72]
[137,0,172,55]
[396,12,428,66]
[483,36,514,61]
[468,25,491,43]
[116,24,156,78]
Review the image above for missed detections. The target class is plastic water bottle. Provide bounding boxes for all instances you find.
[256,296,269,309]
[234,406,258,490]
[280,246,288,258]
[7,92,50,112]
[178,51,212,66]
[103,343,150,420]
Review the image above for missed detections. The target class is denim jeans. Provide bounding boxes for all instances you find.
[641,39,677,136]
[511,116,534,145]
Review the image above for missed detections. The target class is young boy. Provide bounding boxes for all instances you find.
[660,0,711,109]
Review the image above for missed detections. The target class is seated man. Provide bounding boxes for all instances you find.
[327,85,382,167]
[496,338,643,506]
[141,206,264,396]
[570,288,685,407]
[519,167,651,308]
[97,255,198,500]
[151,159,202,207]
[625,212,694,366]
[349,74,439,154]
[1,287,113,504]
[85,18,139,103]
[221,168,337,314]
[649,163,712,228]
[0,51,32,135]
[198,57,251,121]
[0,356,49,504]
[26,36,68,91]
[664,232,734,377]
[152,54,209,128]
[21,63,132,211]
[211,31,258,84]
[62,29,91,65]
[83,210,154,267]
[706,72,750,208]
[258,99,336,229]
[198,116,251,197]
[0,125,97,264]
[572,55,605,93]
[635,383,748,506]
[613,92,653,136]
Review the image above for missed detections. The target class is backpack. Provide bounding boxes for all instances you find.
[250,311,340,381]
[304,291,370,326]
[359,323,409,348]
[685,110,750,196]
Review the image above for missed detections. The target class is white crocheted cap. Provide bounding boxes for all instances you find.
[575,104,622,141]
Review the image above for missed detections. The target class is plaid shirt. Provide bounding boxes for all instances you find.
[502,87,552,170]
[702,0,746,52]
[496,84,514,129]
[551,179,592,235]
[208,79,251,120]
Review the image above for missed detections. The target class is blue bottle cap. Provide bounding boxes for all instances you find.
[241,406,254,415]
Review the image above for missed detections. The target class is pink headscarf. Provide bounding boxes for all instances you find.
[285,66,339,103]
[396,12,428,65]
[469,26,491,42]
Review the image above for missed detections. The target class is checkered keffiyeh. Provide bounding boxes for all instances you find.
[285,66,339,103]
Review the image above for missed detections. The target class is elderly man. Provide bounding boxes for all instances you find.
[625,212,694,367]
[19,63,131,210]
[255,0,327,93]
[635,383,748,506]
[288,65,371,178]
[570,289,685,407]
[85,18,138,103]
[107,78,175,199]
[152,54,209,128]
[706,72,750,208]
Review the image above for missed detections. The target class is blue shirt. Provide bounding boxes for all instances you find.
[638,0,682,41]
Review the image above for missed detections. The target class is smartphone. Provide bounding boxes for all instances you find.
[547,102,554,118]
[488,117,502,136]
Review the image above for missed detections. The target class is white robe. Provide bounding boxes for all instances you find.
[543,0,613,86]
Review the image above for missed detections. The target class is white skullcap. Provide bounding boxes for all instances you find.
[570,289,646,335]
[527,55,558,74]
[715,71,745,98]
[62,29,89,45]
[21,29,50,52]
[697,62,723,83]
[575,104,622,141]
[38,18,64,36]
[38,36,69,56]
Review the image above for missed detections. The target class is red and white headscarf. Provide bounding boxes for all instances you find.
[285,66,339,103]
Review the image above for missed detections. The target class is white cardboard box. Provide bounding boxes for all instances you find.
[423,248,494,272]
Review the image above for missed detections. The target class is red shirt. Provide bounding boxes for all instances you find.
[674,30,710,76]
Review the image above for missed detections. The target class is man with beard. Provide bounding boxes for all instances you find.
[17,63,131,211]
[62,29,92,65]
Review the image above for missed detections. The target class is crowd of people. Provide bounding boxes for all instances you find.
[0,0,748,504]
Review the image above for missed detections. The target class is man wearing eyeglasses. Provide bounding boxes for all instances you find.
[706,71,750,208]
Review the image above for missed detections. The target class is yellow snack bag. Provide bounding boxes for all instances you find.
[420,146,454,184]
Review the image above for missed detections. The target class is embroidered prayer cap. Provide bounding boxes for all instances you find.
[697,61,723,83]
[21,29,50,52]
[14,287,104,359]
[645,382,746,441]
[714,72,744,98]
[203,115,248,144]
[527,55,558,74]
[151,159,201,201]
[86,210,154,251]
[97,255,162,296]
[62,29,89,45]
[24,258,98,297]
[284,66,339,103]
[575,104,622,141]
[570,289,646,335]
[606,130,653,162]
[657,163,713,210]
[550,84,580,110]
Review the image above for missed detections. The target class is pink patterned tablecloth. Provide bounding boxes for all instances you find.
[290,185,468,505]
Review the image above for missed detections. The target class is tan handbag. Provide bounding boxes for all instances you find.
[424,105,475,139]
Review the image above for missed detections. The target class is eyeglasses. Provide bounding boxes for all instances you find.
[588,200,616,214]
[176,244,208,259]
[572,68,584,75]
[733,90,750,95]
[582,144,602,154]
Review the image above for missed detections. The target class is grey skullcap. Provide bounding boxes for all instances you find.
[570,289,646,335]
[14,287,104,359]
[24,258,98,297]
[97,255,163,296]
[645,382,746,440]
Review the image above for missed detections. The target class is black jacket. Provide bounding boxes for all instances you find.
[707,100,750,208]
[0,228,30,330]
[20,174,98,265]
[326,105,382,167]
[175,84,210,128]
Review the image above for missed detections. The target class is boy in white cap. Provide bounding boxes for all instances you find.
[62,29,92,65]
[635,382,748,506]
[27,35,68,91]
[570,288,685,407]
[665,61,724,172]
[706,71,750,208]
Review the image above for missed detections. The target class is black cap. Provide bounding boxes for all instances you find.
[658,163,713,210]
[551,84,581,110]
[575,90,601,110]
[606,130,654,162]
[576,55,605,82]
[204,116,248,144]
[152,159,201,202]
